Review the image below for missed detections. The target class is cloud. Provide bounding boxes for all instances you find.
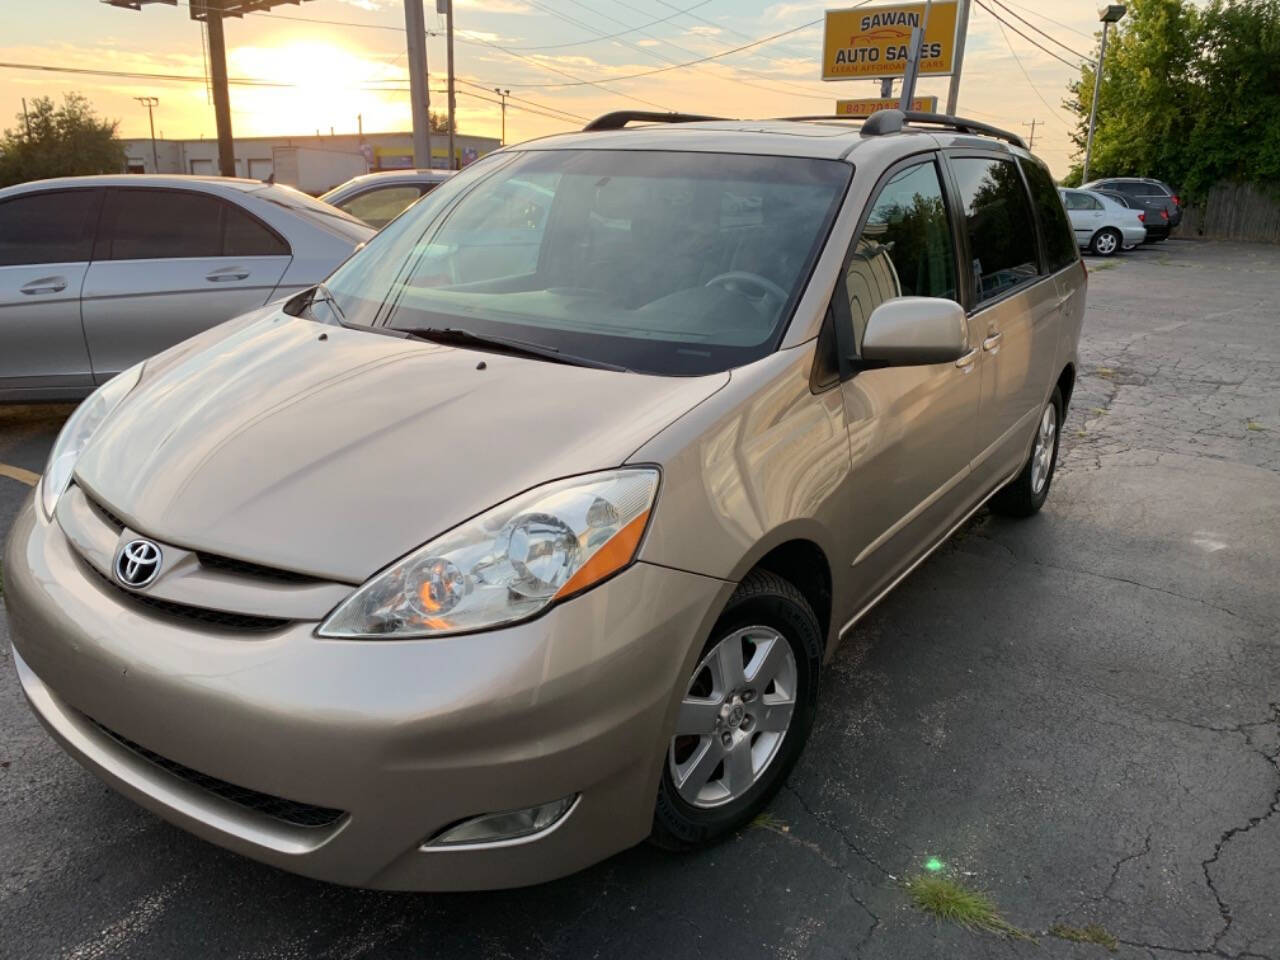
[687,25,722,37]
[452,0,534,13]
[333,0,383,11]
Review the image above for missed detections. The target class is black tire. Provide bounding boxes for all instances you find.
[649,569,822,851]
[990,386,1063,518]
[1090,228,1122,257]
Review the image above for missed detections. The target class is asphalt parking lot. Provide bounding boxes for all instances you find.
[1,239,1277,960]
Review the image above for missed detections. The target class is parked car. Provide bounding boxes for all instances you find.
[1081,177,1182,228]
[0,175,374,402]
[1059,188,1146,256]
[1095,188,1171,244]
[5,109,1085,891]
[320,170,454,229]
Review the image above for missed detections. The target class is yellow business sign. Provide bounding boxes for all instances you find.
[822,2,958,80]
[836,96,938,117]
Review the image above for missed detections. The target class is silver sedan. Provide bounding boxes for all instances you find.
[0,175,374,403]
[320,169,454,229]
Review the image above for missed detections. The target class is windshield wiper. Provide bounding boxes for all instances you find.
[402,327,630,373]
[306,283,348,325]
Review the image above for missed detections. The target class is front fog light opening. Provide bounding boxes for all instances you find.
[422,795,578,850]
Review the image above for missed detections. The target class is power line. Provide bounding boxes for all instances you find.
[978,7,1076,130]
[997,0,1095,41]
[497,16,828,88]
[973,0,1086,70]
[985,0,1089,61]
[498,0,713,51]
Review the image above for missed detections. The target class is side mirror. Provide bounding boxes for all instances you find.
[860,297,968,366]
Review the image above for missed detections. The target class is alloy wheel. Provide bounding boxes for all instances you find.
[668,626,798,808]
[1030,404,1057,494]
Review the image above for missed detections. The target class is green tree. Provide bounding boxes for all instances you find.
[1064,0,1280,200]
[0,93,125,187]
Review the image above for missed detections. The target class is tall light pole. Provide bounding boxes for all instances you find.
[1083,4,1126,184]
[494,88,509,144]
[134,96,160,172]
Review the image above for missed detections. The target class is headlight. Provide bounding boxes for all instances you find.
[40,363,144,520]
[318,468,659,638]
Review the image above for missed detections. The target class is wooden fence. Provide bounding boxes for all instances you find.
[1178,182,1280,243]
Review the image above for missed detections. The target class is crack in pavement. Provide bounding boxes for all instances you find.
[781,781,894,880]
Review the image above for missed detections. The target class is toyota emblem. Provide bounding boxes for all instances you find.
[115,538,163,588]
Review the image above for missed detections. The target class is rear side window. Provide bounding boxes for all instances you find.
[97,189,288,260]
[1018,158,1077,272]
[338,185,423,229]
[1064,191,1101,211]
[950,156,1040,303]
[842,160,958,353]
[0,190,99,266]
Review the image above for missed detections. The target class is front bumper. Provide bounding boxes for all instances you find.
[4,495,732,890]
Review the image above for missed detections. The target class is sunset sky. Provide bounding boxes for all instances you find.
[1,0,1112,177]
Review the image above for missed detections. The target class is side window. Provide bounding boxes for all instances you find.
[337,186,423,230]
[1018,158,1076,272]
[1117,182,1147,198]
[99,189,222,260]
[222,202,289,256]
[1087,195,1105,211]
[1063,191,1088,211]
[843,160,957,353]
[0,191,98,267]
[950,156,1040,303]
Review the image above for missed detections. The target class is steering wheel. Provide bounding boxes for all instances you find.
[704,271,789,310]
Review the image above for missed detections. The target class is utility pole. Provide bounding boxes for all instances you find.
[1022,119,1040,150]
[21,98,31,139]
[403,0,432,169]
[1084,5,1127,184]
[134,97,160,172]
[441,0,457,169]
[204,4,236,177]
[494,88,510,144]
[945,0,971,115]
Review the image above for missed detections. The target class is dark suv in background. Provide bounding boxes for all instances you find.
[1082,177,1181,229]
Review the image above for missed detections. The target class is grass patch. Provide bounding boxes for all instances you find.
[751,811,790,832]
[906,873,1034,941]
[1246,420,1266,432]
[1050,922,1118,951]
[1089,261,1117,271]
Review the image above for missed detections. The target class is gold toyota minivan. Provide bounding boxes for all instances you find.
[5,110,1085,890]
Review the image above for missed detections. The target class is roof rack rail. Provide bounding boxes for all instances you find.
[582,110,727,131]
[856,108,1027,148]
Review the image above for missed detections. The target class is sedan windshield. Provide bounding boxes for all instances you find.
[324,149,851,375]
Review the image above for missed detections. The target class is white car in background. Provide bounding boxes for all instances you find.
[1059,188,1146,257]
[320,170,454,229]
[0,175,373,402]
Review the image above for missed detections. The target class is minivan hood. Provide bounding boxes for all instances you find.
[74,315,728,582]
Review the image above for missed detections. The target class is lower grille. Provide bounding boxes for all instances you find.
[87,717,346,829]
[83,562,290,633]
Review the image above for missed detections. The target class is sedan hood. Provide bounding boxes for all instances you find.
[74,314,727,582]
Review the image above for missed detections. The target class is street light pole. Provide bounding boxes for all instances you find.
[135,96,160,172]
[1083,4,1126,184]
[494,88,509,144]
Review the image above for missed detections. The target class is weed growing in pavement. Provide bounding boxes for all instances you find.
[905,873,1035,942]
[1049,922,1118,951]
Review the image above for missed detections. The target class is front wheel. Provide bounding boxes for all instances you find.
[649,569,822,851]
[1090,228,1121,257]
[990,387,1062,518]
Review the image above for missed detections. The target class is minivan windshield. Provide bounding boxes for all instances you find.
[324,149,851,375]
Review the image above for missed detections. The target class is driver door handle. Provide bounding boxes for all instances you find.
[955,348,978,370]
[982,332,1003,352]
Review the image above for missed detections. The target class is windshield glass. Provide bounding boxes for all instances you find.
[324,149,851,375]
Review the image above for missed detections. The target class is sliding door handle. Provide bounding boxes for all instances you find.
[982,332,1003,352]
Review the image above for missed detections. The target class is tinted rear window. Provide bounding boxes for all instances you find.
[97,189,289,260]
[1018,158,1077,272]
[950,157,1041,303]
[0,190,99,266]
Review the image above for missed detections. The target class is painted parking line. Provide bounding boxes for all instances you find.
[0,462,39,487]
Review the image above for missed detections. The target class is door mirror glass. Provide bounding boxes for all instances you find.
[861,297,968,366]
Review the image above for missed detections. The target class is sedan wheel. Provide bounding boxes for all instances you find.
[1091,228,1121,256]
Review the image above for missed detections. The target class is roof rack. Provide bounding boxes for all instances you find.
[582,111,728,131]
[775,109,1026,149]
[865,109,1027,148]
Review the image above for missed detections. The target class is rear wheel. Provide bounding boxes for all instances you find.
[1090,228,1121,256]
[650,569,821,851]
[990,387,1062,518]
